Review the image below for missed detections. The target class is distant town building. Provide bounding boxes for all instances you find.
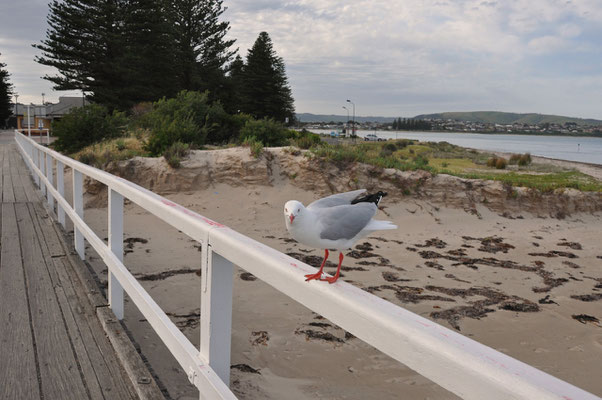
[12,96,89,134]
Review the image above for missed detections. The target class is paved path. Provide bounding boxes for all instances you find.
[0,131,141,399]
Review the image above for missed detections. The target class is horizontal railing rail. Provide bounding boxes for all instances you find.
[14,130,600,400]
[17,127,51,144]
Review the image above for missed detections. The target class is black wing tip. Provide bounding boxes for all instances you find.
[351,190,388,206]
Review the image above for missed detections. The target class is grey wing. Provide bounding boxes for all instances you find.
[317,203,377,240]
[307,189,367,210]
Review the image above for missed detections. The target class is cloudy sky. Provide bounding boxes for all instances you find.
[1,0,601,119]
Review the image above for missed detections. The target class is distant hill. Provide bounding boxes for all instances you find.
[413,111,602,126]
[296,113,395,124]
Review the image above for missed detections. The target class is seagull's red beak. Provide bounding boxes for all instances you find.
[289,214,295,224]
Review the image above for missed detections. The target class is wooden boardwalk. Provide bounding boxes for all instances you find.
[0,137,149,400]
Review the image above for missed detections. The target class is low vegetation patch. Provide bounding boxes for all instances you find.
[242,136,264,158]
[73,132,149,168]
[509,153,532,166]
[310,141,435,172]
[163,142,191,168]
[309,139,602,192]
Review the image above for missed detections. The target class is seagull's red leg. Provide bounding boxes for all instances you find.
[323,252,344,284]
[305,249,329,281]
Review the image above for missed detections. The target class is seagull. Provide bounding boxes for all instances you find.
[284,189,397,283]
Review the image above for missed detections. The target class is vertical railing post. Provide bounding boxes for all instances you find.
[46,153,54,210]
[200,245,233,386]
[73,169,84,260]
[57,161,65,228]
[33,146,40,187]
[39,149,46,196]
[108,189,124,320]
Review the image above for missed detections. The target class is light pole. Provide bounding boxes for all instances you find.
[342,106,349,135]
[346,99,355,139]
[14,94,18,129]
[27,103,32,137]
[41,92,45,105]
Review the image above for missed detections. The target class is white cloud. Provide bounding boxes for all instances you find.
[2,0,602,117]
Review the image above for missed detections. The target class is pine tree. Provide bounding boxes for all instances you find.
[0,54,13,127]
[222,54,244,113]
[241,32,295,123]
[120,0,178,108]
[170,0,236,101]
[35,0,126,109]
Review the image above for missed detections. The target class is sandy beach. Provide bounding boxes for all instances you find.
[68,147,602,399]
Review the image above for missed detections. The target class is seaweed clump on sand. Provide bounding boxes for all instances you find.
[426,286,540,330]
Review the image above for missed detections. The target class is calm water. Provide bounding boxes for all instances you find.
[312,129,602,165]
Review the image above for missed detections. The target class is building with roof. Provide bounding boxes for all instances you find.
[12,96,88,134]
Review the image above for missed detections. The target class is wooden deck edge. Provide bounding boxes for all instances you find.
[42,204,166,400]
[96,307,165,400]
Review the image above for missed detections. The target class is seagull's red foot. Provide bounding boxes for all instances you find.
[305,249,329,282]
[304,271,324,281]
[322,252,344,284]
[322,275,338,284]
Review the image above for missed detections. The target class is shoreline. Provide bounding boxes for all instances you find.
[480,148,602,181]
[312,129,602,166]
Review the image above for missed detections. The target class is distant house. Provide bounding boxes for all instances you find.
[13,96,88,134]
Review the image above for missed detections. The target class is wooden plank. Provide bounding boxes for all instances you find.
[0,203,41,400]
[17,171,38,202]
[2,146,9,173]
[15,203,90,399]
[28,202,137,400]
[10,152,28,202]
[31,202,65,257]
[2,172,15,203]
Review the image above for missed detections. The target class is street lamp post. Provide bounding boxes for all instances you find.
[14,94,18,130]
[42,92,45,105]
[342,106,349,136]
[346,99,355,140]
[27,104,32,137]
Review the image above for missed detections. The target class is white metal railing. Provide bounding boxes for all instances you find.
[14,130,600,400]
[16,127,51,144]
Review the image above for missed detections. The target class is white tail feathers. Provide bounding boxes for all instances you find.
[365,219,397,231]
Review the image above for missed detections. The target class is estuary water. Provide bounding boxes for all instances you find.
[311,129,602,165]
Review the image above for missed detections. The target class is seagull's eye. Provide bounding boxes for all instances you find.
[297,208,300,212]
[285,208,288,212]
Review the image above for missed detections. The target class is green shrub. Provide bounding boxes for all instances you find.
[290,129,322,149]
[383,142,397,152]
[238,118,289,147]
[162,141,190,168]
[77,151,98,166]
[397,139,414,149]
[487,157,497,167]
[518,153,532,166]
[52,104,127,154]
[509,153,532,166]
[242,136,264,158]
[140,91,240,155]
[115,139,126,151]
[509,154,521,164]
